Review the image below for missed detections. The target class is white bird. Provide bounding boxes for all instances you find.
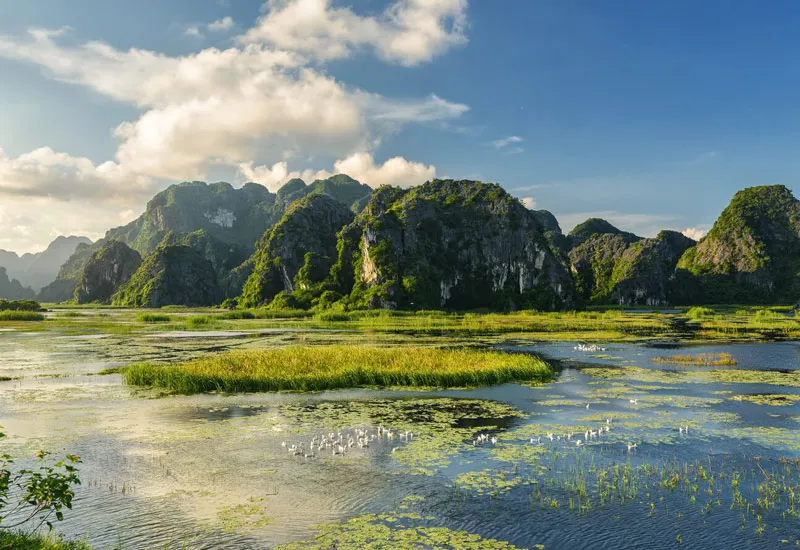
[576,440,582,447]
[606,418,612,425]
[490,437,497,445]
[547,433,554,441]
[629,399,638,404]
[627,443,637,453]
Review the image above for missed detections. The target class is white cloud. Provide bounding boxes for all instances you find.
[208,16,235,32]
[241,0,468,66]
[519,197,536,209]
[0,146,153,201]
[0,1,470,252]
[492,135,523,149]
[0,27,466,182]
[184,26,203,38]
[682,227,707,241]
[239,151,435,192]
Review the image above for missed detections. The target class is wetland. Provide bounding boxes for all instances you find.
[2,307,800,549]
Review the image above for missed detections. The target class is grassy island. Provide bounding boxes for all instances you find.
[124,346,552,394]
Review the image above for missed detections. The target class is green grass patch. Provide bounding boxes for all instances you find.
[0,310,45,322]
[124,346,553,394]
[0,532,92,550]
[686,306,715,319]
[652,352,737,366]
[185,315,218,328]
[136,312,172,323]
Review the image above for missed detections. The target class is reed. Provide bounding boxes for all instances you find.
[136,313,171,323]
[124,346,553,394]
[0,310,45,321]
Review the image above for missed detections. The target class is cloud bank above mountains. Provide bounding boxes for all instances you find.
[0,0,470,252]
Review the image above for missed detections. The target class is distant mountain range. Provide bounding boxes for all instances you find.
[0,236,92,294]
[8,177,800,310]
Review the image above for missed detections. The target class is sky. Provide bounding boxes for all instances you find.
[2,0,800,254]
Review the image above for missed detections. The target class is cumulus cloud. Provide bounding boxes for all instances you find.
[239,151,434,192]
[682,227,707,241]
[0,1,471,251]
[0,147,153,201]
[0,26,466,182]
[208,16,234,32]
[519,197,536,209]
[184,26,203,38]
[241,0,468,66]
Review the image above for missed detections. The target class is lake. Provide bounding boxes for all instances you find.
[2,320,800,549]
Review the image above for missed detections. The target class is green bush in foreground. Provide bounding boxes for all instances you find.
[0,311,45,322]
[125,346,552,394]
[0,531,91,550]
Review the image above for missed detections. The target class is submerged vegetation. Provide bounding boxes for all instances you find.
[124,346,552,393]
[652,352,738,366]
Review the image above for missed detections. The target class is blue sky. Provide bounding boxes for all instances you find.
[1,0,799,252]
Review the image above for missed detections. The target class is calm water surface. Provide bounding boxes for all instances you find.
[2,329,800,549]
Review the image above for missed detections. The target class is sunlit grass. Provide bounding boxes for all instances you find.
[124,346,553,394]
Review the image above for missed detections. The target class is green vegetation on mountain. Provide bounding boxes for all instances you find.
[321,179,576,311]
[73,241,142,304]
[166,229,250,284]
[676,185,800,304]
[570,229,695,305]
[239,194,355,308]
[568,218,641,248]
[37,241,103,303]
[275,174,372,212]
[105,181,280,255]
[112,239,223,307]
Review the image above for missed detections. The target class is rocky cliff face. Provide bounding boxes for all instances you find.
[676,185,800,303]
[569,227,695,306]
[113,244,223,307]
[239,195,355,307]
[328,180,576,310]
[106,181,280,255]
[0,267,35,300]
[164,230,250,285]
[74,241,142,304]
[36,241,102,302]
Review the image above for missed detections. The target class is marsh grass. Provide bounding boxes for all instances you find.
[0,531,93,550]
[124,346,553,393]
[137,313,172,323]
[652,352,738,366]
[0,310,45,321]
[185,315,218,328]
